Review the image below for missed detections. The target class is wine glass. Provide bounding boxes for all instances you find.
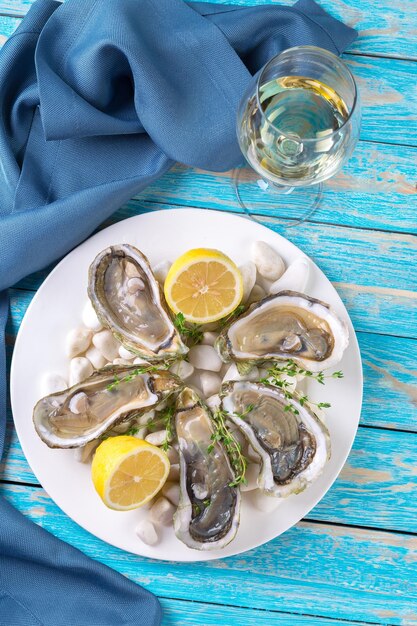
[234,46,361,226]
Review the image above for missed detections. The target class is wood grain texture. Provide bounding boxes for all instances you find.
[0,423,35,483]
[0,15,19,45]
[345,55,417,147]
[312,427,417,531]
[3,424,417,533]
[114,206,416,295]
[1,0,417,60]
[159,598,369,626]
[2,482,417,625]
[107,207,417,340]
[358,333,417,431]
[10,200,417,339]
[125,143,417,235]
[13,165,417,285]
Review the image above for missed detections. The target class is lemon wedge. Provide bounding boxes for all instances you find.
[164,248,243,324]
[91,436,170,511]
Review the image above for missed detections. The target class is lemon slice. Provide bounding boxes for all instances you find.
[91,436,170,511]
[164,248,243,324]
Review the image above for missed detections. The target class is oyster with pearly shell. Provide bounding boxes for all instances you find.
[88,244,188,362]
[216,290,348,372]
[221,381,330,498]
[33,366,182,448]
[174,388,240,550]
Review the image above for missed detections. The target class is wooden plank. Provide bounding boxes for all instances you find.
[52,205,417,297]
[1,16,417,148]
[6,288,34,338]
[311,427,417,531]
[10,199,417,338]
[1,0,416,60]
[343,0,417,61]
[0,15,19,45]
[0,0,30,18]
[1,423,35,484]
[3,422,417,533]
[13,167,417,286]
[47,213,417,334]
[1,482,416,624]
[358,333,417,432]
[130,143,417,235]
[331,282,416,339]
[346,55,417,147]
[159,598,369,626]
[281,222,416,293]
[6,285,417,431]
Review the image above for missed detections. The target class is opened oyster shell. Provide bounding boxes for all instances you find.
[216,290,348,372]
[221,381,330,498]
[88,244,188,362]
[33,366,181,448]
[174,388,240,550]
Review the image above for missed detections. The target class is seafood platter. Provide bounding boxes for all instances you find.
[11,209,361,560]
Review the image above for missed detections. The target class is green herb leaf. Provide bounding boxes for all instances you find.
[106,364,162,392]
[208,407,250,487]
[173,312,203,346]
[218,303,246,329]
[159,405,175,451]
[261,361,343,416]
[125,426,139,436]
[233,404,254,420]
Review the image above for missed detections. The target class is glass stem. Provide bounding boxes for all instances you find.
[233,167,323,228]
[265,180,295,194]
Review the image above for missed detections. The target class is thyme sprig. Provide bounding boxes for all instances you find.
[218,303,246,330]
[106,364,162,392]
[260,360,343,416]
[121,405,175,450]
[173,312,203,346]
[299,395,331,411]
[160,405,175,452]
[260,370,301,415]
[125,426,140,436]
[208,406,253,487]
[264,359,343,385]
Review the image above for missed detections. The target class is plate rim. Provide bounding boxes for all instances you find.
[11,207,363,562]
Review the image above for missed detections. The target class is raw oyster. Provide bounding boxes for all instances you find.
[174,388,240,550]
[216,290,348,372]
[33,366,181,448]
[88,245,188,361]
[221,381,330,498]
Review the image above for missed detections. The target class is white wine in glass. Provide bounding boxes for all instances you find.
[235,46,361,225]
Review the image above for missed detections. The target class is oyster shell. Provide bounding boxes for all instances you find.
[174,388,240,550]
[33,366,181,448]
[221,381,330,498]
[88,245,188,361]
[216,290,348,372]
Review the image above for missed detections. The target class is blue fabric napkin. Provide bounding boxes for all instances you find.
[0,0,356,623]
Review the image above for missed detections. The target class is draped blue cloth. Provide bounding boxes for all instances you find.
[0,1,356,623]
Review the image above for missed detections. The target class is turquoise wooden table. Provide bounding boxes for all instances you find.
[1,1,417,624]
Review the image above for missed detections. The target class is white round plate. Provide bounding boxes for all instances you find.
[11,209,362,562]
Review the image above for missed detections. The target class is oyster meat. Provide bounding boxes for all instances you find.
[216,290,348,372]
[221,381,330,498]
[174,388,240,550]
[33,366,181,448]
[88,244,188,361]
